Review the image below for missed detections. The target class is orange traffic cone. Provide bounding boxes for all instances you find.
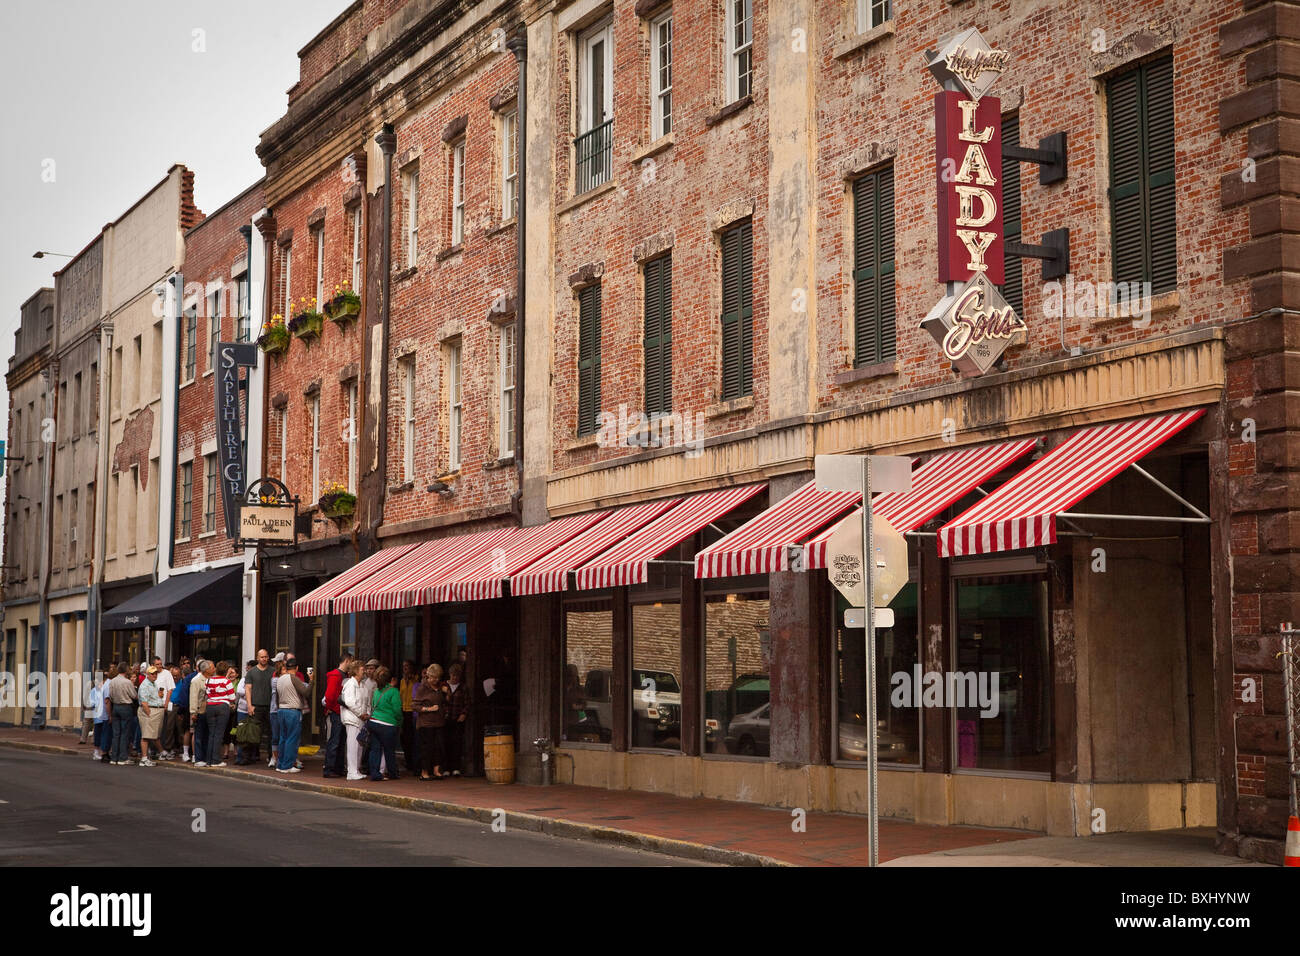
[1286,816,1300,867]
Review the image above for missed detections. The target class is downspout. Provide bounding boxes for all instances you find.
[35,333,59,729]
[507,25,527,517]
[166,272,183,574]
[373,124,396,535]
[90,320,113,678]
[254,209,277,653]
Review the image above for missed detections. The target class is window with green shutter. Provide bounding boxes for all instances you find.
[720,221,753,400]
[1107,55,1176,294]
[644,254,672,418]
[577,283,602,436]
[1000,114,1023,317]
[853,166,896,367]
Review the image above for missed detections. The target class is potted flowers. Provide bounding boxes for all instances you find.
[325,280,361,327]
[258,313,289,355]
[288,296,324,343]
[318,480,356,520]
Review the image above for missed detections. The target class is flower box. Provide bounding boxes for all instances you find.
[319,490,357,519]
[258,325,289,355]
[288,310,324,342]
[326,291,362,326]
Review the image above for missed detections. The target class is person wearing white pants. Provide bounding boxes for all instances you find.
[340,661,369,780]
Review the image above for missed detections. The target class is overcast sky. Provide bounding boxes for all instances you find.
[0,0,338,532]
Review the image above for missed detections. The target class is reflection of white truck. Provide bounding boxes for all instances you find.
[633,669,681,747]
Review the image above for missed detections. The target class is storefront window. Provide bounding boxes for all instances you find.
[835,582,921,765]
[952,574,1051,775]
[631,602,681,750]
[563,600,613,744]
[704,591,770,756]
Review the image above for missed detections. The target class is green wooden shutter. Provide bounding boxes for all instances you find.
[1108,55,1176,294]
[644,254,672,418]
[853,166,896,367]
[720,222,753,400]
[1000,114,1023,317]
[577,283,602,435]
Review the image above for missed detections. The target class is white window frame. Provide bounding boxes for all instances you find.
[346,381,358,493]
[403,167,419,269]
[726,0,753,104]
[208,290,221,371]
[499,324,516,459]
[651,11,673,140]
[280,245,293,317]
[501,110,518,221]
[310,394,321,504]
[278,406,288,481]
[236,276,250,341]
[448,342,463,472]
[856,0,891,33]
[350,206,363,292]
[401,357,416,481]
[178,461,193,541]
[452,140,466,246]
[578,18,614,135]
[204,453,217,533]
[314,226,325,309]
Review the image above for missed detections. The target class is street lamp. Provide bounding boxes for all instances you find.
[32,251,73,259]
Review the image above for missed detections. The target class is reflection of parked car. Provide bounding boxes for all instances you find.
[837,720,908,761]
[724,702,771,756]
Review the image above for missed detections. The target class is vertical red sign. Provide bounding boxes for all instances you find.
[935,91,1004,285]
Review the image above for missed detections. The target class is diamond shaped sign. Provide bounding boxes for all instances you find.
[920,273,1025,376]
[925,27,1010,101]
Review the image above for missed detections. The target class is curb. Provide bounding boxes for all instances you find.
[0,738,789,867]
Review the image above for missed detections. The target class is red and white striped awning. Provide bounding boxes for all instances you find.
[427,511,610,604]
[937,409,1205,557]
[693,480,858,578]
[291,544,418,618]
[509,499,680,597]
[332,526,516,614]
[803,437,1039,569]
[574,483,767,590]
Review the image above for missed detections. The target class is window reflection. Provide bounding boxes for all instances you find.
[704,592,770,756]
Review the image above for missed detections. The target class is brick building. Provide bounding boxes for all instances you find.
[278,0,1294,862]
[1,288,54,727]
[95,166,203,666]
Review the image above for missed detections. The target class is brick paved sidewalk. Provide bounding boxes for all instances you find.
[0,726,1034,866]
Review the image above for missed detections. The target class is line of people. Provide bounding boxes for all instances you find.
[321,654,470,782]
[89,650,472,781]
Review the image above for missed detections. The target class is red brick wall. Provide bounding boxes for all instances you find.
[383,49,521,528]
[550,1,771,476]
[176,182,264,569]
[264,163,364,542]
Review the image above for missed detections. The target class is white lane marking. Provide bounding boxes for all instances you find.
[57,824,98,833]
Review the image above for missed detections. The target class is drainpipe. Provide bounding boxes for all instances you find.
[166,272,183,575]
[34,352,58,729]
[507,25,527,517]
[90,319,114,678]
[373,124,396,535]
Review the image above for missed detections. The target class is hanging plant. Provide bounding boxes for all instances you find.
[318,480,357,519]
[325,280,361,327]
[288,296,324,342]
[258,314,289,355]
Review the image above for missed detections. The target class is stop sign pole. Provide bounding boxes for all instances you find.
[815,454,910,867]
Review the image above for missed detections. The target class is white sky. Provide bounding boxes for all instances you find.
[0,0,340,526]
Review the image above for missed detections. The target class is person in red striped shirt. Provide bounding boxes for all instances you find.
[202,661,236,768]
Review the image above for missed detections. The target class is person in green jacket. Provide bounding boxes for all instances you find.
[366,667,403,781]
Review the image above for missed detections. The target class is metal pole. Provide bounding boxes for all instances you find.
[1282,625,1298,817]
[863,456,878,867]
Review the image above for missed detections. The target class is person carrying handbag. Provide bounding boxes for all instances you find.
[413,664,448,780]
[339,660,369,781]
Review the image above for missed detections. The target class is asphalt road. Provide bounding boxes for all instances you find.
[0,748,700,867]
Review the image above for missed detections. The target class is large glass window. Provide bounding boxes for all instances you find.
[704,591,769,756]
[562,600,614,745]
[631,602,681,750]
[952,573,1051,775]
[835,583,920,765]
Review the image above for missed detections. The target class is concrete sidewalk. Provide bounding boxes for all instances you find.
[0,727,1259,867]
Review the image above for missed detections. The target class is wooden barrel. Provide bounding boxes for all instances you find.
[483,731,516,784]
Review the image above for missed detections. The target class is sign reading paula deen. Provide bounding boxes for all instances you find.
[216,342,259,538]
[920,27,1025,376]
